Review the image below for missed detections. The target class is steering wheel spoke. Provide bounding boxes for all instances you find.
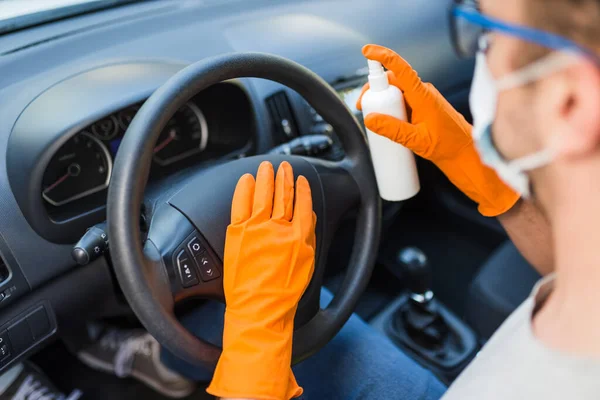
[309,157,361,225]
[146,203,224,303]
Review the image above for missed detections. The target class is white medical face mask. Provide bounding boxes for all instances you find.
[469,50,578,197]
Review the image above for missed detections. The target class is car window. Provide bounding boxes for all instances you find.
[0,0,145,34]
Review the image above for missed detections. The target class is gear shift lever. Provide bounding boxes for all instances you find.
[395,247,447,347]
[375,247,479,384]
[398,247,434,304]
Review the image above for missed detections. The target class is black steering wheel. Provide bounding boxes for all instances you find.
[107,52,381,369]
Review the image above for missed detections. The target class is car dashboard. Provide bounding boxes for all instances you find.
[0,0,474,374]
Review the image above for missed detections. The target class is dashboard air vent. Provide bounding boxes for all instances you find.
[266,91,299,143]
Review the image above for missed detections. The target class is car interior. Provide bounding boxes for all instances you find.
[0,0,541,398]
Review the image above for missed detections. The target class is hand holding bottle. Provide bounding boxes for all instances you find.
[357,44,519,217]
[361,59,420,201]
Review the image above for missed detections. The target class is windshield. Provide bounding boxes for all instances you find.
[0,0,143,34]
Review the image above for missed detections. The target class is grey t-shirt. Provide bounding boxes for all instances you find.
[442,275,600,399]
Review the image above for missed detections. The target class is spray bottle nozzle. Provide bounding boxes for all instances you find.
[367,59,389,92]
[367,60,385,77]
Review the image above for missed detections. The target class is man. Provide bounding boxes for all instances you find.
[78,0,600,398]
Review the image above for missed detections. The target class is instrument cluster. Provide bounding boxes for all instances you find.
[42,102,209,207]
[42,102,208,207]
[40,80,255,221]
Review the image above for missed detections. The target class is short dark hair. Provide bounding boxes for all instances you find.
[524,0,600,58]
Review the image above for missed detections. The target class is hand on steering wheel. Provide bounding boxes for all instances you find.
[207,161,317,400]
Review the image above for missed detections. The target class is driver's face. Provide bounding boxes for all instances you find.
[479,0,546,166]
[478,0,600,211]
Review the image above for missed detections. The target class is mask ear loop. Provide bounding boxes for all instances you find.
[497,52,580,172]
[496,51,580,91]
[480,123,554,172]
[507,148,556,172]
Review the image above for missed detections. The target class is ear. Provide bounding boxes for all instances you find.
[552,58,600,159]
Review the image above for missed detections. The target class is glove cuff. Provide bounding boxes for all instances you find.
[436,144,521,217]
[207,309,298,400]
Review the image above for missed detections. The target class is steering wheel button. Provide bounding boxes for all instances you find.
[196,252,220,282]
[187,237,205,258]
[0,331,11,362]
[0,344,9,361]
[176,250,199,288]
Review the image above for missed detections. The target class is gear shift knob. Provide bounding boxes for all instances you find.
[397,247,433,301]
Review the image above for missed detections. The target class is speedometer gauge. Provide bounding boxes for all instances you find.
[153,102,208,166]
[42,132,112,206]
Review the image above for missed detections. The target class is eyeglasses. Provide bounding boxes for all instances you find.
[449,0,598,60]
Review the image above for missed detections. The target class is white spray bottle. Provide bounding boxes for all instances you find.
[361,60,420,201]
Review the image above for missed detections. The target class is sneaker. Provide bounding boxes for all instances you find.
[77,326,195,398]
[0,362,83,399]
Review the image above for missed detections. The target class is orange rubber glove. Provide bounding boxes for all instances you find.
[206,161,317,400]
[357,44,519,217]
